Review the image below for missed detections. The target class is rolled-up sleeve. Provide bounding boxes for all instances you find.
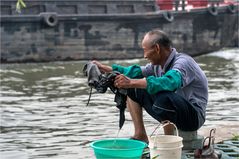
[146,70,182,94]
[112,64,143,79]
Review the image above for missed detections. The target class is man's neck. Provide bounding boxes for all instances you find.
[160,50,171,68]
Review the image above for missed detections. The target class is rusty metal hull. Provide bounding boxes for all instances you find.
[1,1,238,63]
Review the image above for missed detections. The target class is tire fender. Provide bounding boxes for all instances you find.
[163,11,174,22]
[40,12,58,27]
[227,4,236,14]
[207,6,218,16]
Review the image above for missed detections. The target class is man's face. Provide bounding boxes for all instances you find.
[142,35,161,65]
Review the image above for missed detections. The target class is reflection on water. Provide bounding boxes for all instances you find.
[1,48,239,159]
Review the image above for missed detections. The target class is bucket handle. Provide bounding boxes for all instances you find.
[150,121,179,148]
[150,120,179,137]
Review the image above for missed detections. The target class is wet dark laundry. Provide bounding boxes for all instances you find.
[83,62,127,129]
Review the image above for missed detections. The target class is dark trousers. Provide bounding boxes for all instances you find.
[127,89,203,131]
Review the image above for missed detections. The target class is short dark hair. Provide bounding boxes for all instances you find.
[146,30,172,49]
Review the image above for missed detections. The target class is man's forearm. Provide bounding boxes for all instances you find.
[92,60,112,73]
[129,79,147,89]
[100,65,112,73]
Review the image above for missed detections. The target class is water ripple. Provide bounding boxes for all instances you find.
[0,48,239,159]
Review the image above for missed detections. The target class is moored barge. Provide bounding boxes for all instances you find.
[0,0,238,63]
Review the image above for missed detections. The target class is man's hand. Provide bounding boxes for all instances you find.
[114,74,147,89]
[92,60,112,73]
[114,74,131,88]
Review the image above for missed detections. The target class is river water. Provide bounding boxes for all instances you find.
[0,48,239,159]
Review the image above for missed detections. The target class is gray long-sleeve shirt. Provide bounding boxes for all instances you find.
[141,48,208,125]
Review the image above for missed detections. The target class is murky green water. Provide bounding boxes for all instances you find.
[1,48,239,159]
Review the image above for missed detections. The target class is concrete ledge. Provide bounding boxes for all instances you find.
[178,130,203,150]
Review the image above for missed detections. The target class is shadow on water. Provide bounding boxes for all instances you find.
[0,48,239,159]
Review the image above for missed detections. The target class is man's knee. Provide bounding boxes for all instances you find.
[127,88,139,105]
[127,88,151,106]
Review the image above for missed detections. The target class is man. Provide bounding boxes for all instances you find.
[93,30,208,144]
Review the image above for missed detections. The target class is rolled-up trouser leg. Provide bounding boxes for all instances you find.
[127,88,202,131]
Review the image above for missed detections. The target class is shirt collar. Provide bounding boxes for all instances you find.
[162,48,177,72]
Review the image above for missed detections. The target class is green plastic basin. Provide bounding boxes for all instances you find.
[90,138,147,159]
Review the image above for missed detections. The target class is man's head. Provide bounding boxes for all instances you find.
[142,30,172,65]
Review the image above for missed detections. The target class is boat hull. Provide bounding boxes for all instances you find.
[1,4,238,63]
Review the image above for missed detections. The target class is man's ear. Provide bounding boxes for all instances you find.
[155,43,160,54]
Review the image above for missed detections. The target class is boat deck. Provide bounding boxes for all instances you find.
[142,139,239,159]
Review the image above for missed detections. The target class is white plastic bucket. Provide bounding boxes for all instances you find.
[149,145,183,159]
[149,135,182,148]
[148,121,183,159]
